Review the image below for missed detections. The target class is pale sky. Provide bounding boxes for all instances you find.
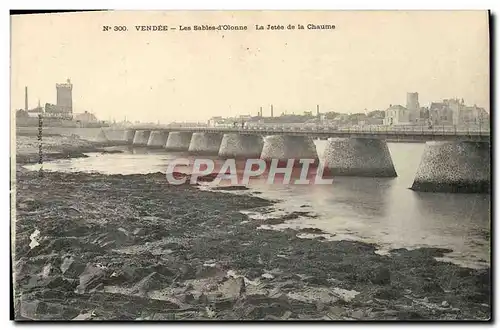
[11,10,489,123]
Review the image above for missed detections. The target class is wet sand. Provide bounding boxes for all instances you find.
[12,137,491,321]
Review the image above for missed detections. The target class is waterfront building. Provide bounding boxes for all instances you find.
[383,104,411,125]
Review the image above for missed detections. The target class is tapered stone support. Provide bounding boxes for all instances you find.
[188,132,223,155]
[147,131,169,148]
[132,130,151,146]
[95,130,109,143]
[124,130,136,144]
[322,138,397,177]
[103,130,126,142]
[411,141,490,193]
[218,134,264,158]
[165,132,193,151]
[260,135,318,166]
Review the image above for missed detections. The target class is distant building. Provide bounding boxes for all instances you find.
[383,104,411,125]
[26,100,44,118]
[406,92,420,111]
[419,107,429,121]
[74,111,98,123]
[427,98,488,126]
[44,79,73,119]
[208,116,223,127]
[44,103,69,118]
[16,109,29,118]
[429,101,454,125]
[56,79,73,114]
[461,105,489,125]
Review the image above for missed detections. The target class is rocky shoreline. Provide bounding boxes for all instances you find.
[13,167,491,321]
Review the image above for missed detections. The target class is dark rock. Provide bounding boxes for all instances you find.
[150,312,176,320]
[133,228,146,236]
[298,227,324,234]
[120,264,143,282]
[178,264,197,280]
[373,286,401,300]
[18,299,79,320]
[19,299,47,320]
[146,263,177,278]
[350,310,365,319]
[464,292,489,303]
[305,276,330,286]
[371,267,391,285]
[17,198,42,212]
[182,293,196,304]
[47,276,78,291]
[212,186,249,191]
[397,310,425,320]
[76,264,107,293]
[90,283,105,293]
[196,265,226,279]
[422,281,444,293]
[60,256,86,278]
[218,277,246,300]
[43,302,80,320]
[73,311,95,320]
[131,272,169,294]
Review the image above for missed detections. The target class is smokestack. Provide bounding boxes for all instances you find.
[24,86,28,111]
[260,106,263,117]
[271,104,274,118]
[317,105,320,117]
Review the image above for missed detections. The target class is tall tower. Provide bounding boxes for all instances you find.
[271,104,274,117]
[406,92,419,111]
[56,78,73,117]
[24,86,28,111]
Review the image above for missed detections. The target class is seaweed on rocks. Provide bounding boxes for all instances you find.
[13,169,491,321]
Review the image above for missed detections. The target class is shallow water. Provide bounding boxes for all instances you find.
[23,141,491,269]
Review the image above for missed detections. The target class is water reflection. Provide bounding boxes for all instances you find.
[326,177,394,218]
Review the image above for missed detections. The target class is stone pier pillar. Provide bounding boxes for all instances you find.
[165,132,193,151]
[132,130,151,146]
[322,138,397,177]
[260,135,318,166]
[147,131,169,148]
[103,130,126,142]
[124,130,136,144]
[218,133,264,158]
[411,141,490,193]
[188,132,223,155]
[95,130,109,143]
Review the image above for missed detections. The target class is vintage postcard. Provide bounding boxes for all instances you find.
[11,10,491,321]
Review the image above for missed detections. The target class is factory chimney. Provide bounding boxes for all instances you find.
[271,104,274,118]
[260,106,263,117]
[317,105,320,118]
[24,86,28,111]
